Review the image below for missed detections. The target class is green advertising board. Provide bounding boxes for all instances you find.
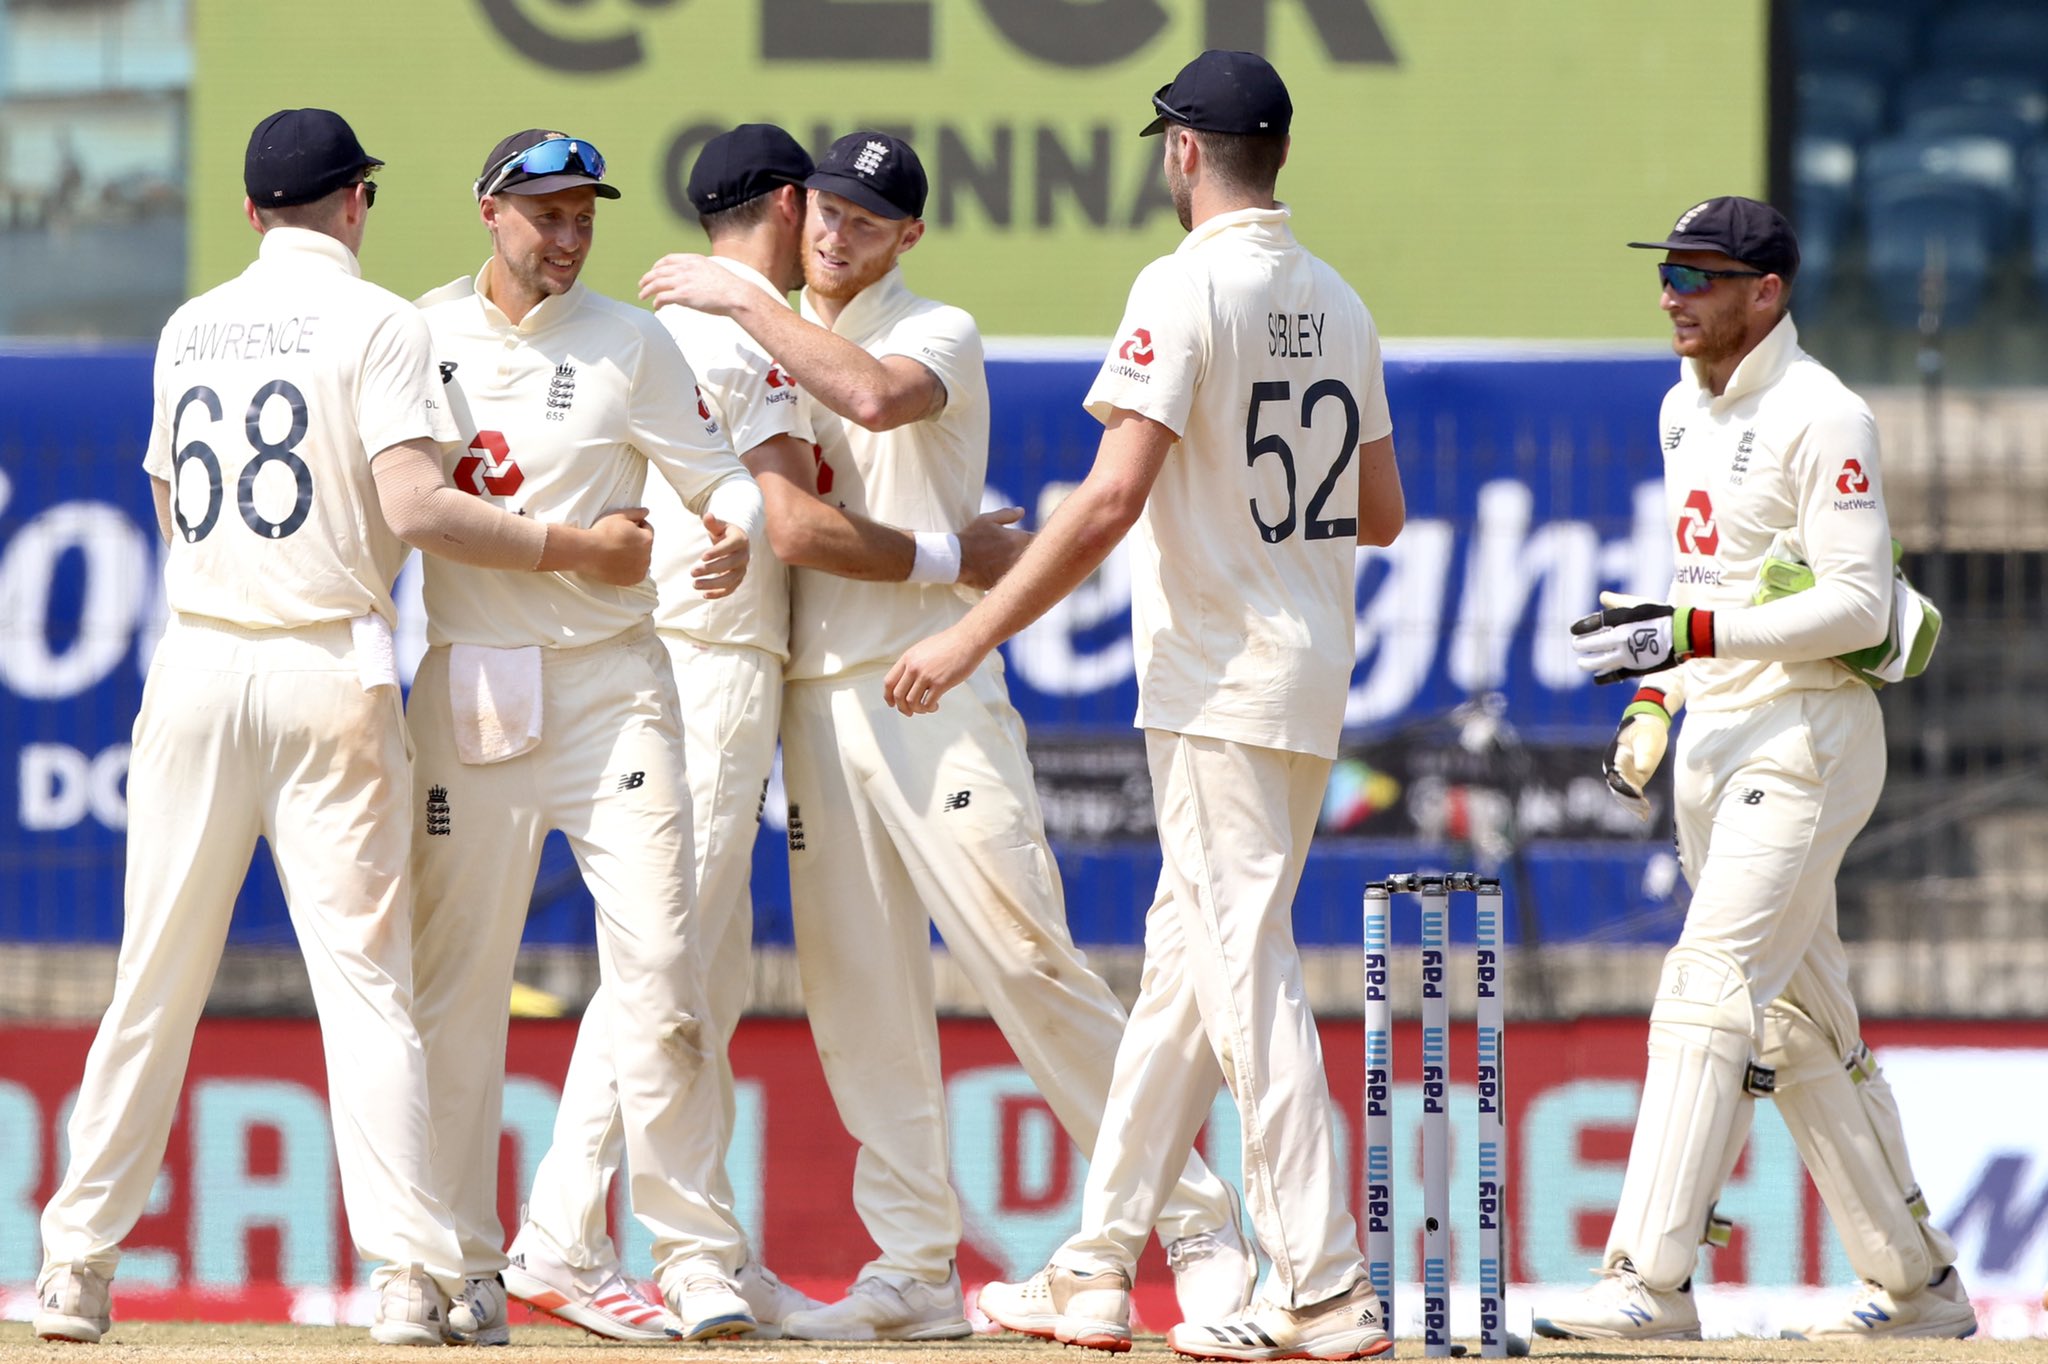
[194,0,1764,339]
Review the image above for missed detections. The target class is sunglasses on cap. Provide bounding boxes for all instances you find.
[1658,262,1767,296]
[477,137,608,198]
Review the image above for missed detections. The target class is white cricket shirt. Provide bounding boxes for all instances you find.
[143,227,454,630]
[415,266,754,650]
[1660,315,1893,713]
[650,257,805,660]
[784,266,989,682]
[1084,205,1392,760]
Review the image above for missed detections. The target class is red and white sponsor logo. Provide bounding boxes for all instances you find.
[454,429,523,498]
[765,363,794,390]
[811,441,834,496]
[1117,328,1154,366]
[1675,489,1718,556]
[1836,459,1870,495]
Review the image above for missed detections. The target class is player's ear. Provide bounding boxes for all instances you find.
[898,217,926,254]
[479,194,499,231]
[244,196,263,235]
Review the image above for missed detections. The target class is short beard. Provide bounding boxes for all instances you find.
[804,244,895,302]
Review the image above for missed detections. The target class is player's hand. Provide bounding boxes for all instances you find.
[957,506,1031,591]
[581,507,653,586]
[885,626,986,716]
[639,254,752,316]
[1603,689,1672,821]
[692,512,750,598]
[1570,591,1712,684]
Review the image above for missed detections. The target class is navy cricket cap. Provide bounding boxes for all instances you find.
[807,132,927,221]
[244,108,380,207]
[1629,196,1800,280]
[688,124,815,214]
[1140,50,1292,138]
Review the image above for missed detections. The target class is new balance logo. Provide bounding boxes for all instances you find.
[617,771,646,792]
[1662,424,1684,451]
[1737,787,1765,805]
[1852,1304,1892,1327]
[426,785,451,836]
[438,360,459,384]
[943,790,972,811]
[1620,1304,1653,1327]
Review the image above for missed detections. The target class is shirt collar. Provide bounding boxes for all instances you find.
[471,256,589,333]
[256,226,363,278]
[1178,202,1294,254]
[1686,312,1801,409]
[709,254,790,304]
[803,263,910,336]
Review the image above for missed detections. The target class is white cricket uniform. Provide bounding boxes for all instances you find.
[40,227,467,1294]
[1605,316,1955,1293]
[1052,205,1392,1308]
[520,259,803,1274]
[780,266,1237,1284]
[409,267,763,1285]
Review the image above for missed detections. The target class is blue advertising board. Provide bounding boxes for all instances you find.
[0,343,1683,952]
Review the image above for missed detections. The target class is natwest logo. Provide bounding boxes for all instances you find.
[1117,328,1154,366]
[1675,489,1718,556]
[454,430,524,498]
[1836,459,1870,495]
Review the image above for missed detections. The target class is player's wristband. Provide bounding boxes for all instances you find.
[908,531,962,585]
[1622,687,1672,725]
[1672,606,1716,661]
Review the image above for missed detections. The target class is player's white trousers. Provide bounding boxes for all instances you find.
[780,661,1238,1284]
[1607,683,1942,1290]
[521,636,781,1275]
[408,620,739,1283]
[40,615,464,1293]
[1054,731,1363,1308]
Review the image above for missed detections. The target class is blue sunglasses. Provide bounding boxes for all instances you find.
[1659,262,1766,296]
[477,138,607,198]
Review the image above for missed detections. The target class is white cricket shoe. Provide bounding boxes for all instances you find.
[1167,1275,1390,1361]
[1167,1197,1257,1324]
[1782,1265,1978,1340]
[34,1262,112,1344]
[735,1260,824,1339]
[980,1262,1134,1352]
[370,1263,451,1347]
[448,1273,511,1346]
[501,1232,679,1342]
[664,1270,757,1341]
[780,1265,974,1341]
[1532,1257,1700,1341]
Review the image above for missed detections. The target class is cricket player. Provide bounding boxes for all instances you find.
[642,130,1254,1342]
[406,128,768,1344]
[33,109,652,1347]
[1537,197,1974,1342]
[889,52,1405,1361]
[503,123,1029,1341]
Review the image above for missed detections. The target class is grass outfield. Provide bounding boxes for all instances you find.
[1,1324,2044,1361]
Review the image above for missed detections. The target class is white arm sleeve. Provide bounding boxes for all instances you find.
[1710,403,1892,661]
[703,472,766,546]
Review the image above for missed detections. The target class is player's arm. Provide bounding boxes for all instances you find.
[641,254,943,430]
[372,440,652,585]
[630,324,764,600]
[748,434,1027,586]
[884,408,1171,714]
[150,478,173,545]
[1355,433,1403,547]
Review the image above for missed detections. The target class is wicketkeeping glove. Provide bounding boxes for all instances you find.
[1569,591,1714,684]
[1604,687,1672,821]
